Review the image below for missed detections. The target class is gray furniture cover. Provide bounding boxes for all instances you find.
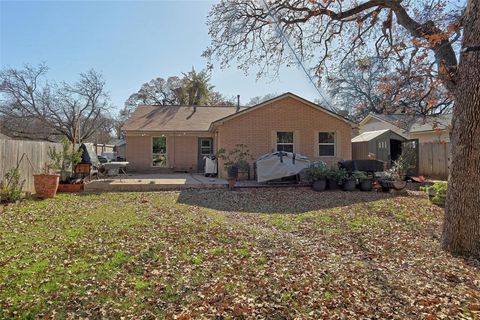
[256,152,310,183]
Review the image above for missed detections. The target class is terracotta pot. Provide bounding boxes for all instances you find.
[57,183,83,193]
[228,177,236,190]
[33,174,60,198]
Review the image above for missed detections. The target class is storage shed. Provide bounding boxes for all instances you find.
[351,129,407,166]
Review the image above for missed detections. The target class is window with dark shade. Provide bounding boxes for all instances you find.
[319,132,335,156]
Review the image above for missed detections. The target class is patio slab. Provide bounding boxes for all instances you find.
[84,173,227,192]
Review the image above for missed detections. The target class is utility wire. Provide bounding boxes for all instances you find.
[260,0,337,111]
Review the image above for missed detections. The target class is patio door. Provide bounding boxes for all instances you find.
[197,138,213,172]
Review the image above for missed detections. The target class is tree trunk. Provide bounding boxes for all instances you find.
[442,0,480,257]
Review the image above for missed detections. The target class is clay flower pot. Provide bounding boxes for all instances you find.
[228,177,236,190]
[33,174,60,198]
[57,183,83,193]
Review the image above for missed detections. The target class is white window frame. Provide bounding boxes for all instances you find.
[276,131,294,153]
[318,132,336,157]
[151,136,168,167]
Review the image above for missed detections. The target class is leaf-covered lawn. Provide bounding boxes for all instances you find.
[0,189,479,319]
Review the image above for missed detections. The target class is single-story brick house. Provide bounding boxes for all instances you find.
[122,92,356,178]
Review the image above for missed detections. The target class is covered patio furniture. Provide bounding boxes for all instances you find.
[256,152,310,183]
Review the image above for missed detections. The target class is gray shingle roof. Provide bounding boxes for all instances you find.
[122,105,241,132]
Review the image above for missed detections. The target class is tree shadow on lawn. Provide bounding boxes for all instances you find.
[176,187,401,214]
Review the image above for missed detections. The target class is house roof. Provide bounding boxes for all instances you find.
[122,105,241,132]
[210,92,356,130]
[360,112,452,133]
[409,113,452,133]
[0,132,9,139]
[351,129,390,142]
[122,92,356,133]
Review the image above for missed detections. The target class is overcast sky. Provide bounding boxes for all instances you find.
[0,0,325,110]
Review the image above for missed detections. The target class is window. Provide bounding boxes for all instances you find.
[152,137,167,167]
[200,139,212,156]
[319,132,335,156]
[276,132,294,153]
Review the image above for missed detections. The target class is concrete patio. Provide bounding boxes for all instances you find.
[84,173,227,192]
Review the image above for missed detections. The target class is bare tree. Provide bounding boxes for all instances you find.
[0,64,112,145]
[246,93,279,106]
[328,55,452,121]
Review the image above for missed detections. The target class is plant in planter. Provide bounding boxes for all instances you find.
[305,162,329,191]
[48,139,83,192]
[33,155,62,199]
[217,144,253,190]
[379,148,414,192]
[342,171,364,191]
[326,166,346,190]
[355,171,373,191]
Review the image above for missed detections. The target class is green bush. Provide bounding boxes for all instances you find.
[304,162,329,182]
[350,171,369,182]
[327,166,347,181]
[424,181,448,206]
[0,168,24,203]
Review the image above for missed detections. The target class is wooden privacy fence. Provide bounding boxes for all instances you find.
[418,142,450,180]
[0,139,62,193]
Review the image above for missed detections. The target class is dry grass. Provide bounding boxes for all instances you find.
[0,189,479,319]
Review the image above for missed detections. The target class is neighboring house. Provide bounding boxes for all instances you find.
[359,113,452,143]
[122,92,355,178]
[0,132,9,140]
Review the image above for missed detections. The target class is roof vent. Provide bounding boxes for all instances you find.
[236,95,240,112]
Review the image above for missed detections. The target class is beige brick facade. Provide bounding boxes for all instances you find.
[125,132,213,172]
[214,96,352,177]
[124,94,353,177]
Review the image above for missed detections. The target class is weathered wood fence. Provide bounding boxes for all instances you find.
[0,139,62,193]
[418,142,450,180]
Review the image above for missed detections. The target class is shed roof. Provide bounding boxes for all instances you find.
[351,129,390,142]
[122,105,240,132]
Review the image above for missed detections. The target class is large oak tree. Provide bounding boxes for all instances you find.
[204,0,480,257]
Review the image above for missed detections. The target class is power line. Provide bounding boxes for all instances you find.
[260,0,337,111]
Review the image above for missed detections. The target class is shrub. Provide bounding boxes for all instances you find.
[327,166,347,181]
[425,181,448,206]
[304,162,329,182]
[0,168,25,203]
[350,171,368,181]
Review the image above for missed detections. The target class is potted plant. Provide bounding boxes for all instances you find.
[342,171,363,191]
[379,148,414,192]
[305,162,329,191]
[33,150,62,199]
[327,166,346,190]
[49,139,84,193]
[217,144,253,190]
[356,171,373,191]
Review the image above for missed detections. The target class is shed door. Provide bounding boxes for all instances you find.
[402,139,419,176]
[197,138,213,172]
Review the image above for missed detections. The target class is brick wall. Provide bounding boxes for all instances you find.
[125,133,213,172]
[215,96,353,177]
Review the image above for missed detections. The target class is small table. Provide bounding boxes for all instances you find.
[103,162,129,178]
